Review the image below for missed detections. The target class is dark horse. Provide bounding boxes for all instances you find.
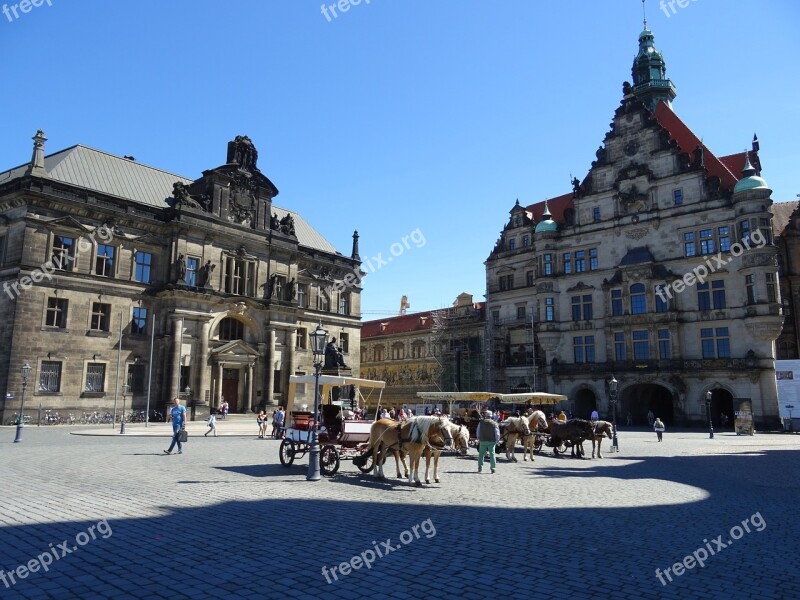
[546,419,596,457]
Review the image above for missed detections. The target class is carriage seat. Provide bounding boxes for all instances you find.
[290,411,314,430]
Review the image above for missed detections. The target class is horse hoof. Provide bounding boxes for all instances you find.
[435,479,440,483]
[415,481,422,487]
[425,479,431,484]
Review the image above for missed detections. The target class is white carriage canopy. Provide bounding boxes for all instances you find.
[287,374,385,414]
[416,391,568,414]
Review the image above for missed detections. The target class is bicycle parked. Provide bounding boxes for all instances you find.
[9,413,32,425]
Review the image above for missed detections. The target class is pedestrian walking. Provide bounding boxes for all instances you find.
[590,409,599,421]
[164,398,187,455]
[477,410,500,474]
[273,406,285,439]
[654,417,665,442]
[220,399,229,420]
[204,412,217,437]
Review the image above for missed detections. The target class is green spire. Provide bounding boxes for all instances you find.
[631,26,677,110]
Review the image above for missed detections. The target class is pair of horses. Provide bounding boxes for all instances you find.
[352,415,468,486]
[546,419,614,458]
[498,410,549,462]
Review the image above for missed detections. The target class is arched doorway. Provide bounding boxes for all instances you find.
[707,388,734,430]
[574,388,597,420]
[621,383,675,426]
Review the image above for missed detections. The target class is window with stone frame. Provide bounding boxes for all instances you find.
[131,307,147,335]
[45,297,68,328]
[185,257,200,287]
[317,288,330,312]
[572,336,595,363]
[340,333,349,354]
[296,327,308,350]
[766,273,777,302]
[339,293,351,315]
[611,289,623,316]
[223,256,256,296]
[411,341,426,359]
[374,345,385,361]
[126,363,146,395]
[90,303,111,331]
[542,254,553,276]
[701,327,731,359]
[133,250,153,284]
[95,244,116,277]
[297,283,308,308]
[563,253,572,274]
[0,234,5,266]
[544,297,555,321]
[526,270,534,286]
[655,285,669,312]
[630,283,647,314]
[52,235,76,271]
[85,363,106,392]
[711,280,726,309]
[614,332,626,361]
[658,329,671,359]
[632,330,650,360]
[391,343,405,360]
[218,317,244,341]
[39,361,62,392]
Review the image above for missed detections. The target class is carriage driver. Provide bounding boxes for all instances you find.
[476,410,500,474]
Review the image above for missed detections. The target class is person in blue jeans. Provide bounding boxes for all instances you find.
[164,398,187,454]
[476,410,500,474]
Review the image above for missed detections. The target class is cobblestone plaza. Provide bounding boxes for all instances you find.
[1,424,799,599]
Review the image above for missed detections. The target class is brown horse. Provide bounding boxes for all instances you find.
[423,421,470,484]
[590,420,614,458]
[546,419,595,457]
[355,416,451,485]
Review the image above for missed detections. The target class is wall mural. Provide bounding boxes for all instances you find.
[363,362,439,387]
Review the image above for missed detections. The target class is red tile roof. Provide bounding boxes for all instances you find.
[524,192,574,223]
[362,302,486,338]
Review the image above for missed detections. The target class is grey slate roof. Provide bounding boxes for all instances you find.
[0,145,340,255]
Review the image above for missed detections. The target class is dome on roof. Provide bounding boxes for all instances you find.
[734,175,769,193]
[534,200,558,233]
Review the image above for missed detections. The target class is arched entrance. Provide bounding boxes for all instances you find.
[621,383,675,426]
[707,388,734,430]
[574,388,597,420]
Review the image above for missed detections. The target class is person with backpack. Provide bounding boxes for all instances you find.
[654,417,666,442]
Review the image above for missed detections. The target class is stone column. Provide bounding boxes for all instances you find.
[198,320,211,406]
[246,362,254,413]
[216,362,224,407]
[170,315,184,402]
[286,330,297,406]
[257,343,267,409]
[266,328,276,407]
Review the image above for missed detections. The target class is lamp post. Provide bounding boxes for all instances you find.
[307,322,329,481]
[705,390,714,439]
[787,405,794,432]
[14,363,32,443]
[609,375,619,452]
[120,384,128,434]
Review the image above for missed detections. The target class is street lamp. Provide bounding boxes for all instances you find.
[120,384,128,434]
[787,404,795,432]
[705,390,714,439]
[609,375,619,452]
[14,363,32,443]
[307,322,329,481]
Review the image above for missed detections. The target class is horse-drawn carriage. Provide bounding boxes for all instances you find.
[279,374,385,476]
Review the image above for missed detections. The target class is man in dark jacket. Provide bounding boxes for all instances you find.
[476,410,500,474]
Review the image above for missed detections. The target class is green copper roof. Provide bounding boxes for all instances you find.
[734,175,769,193]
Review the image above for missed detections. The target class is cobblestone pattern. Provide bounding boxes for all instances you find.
[1,427,799,599]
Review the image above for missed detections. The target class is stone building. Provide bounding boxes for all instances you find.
[774,200,800,360]
[0,133,362,422]
[485,26,783,427]
[360,293,485,410]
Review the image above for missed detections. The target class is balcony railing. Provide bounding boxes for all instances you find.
[550,357,757,376]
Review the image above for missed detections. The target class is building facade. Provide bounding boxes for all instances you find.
[0,133,362,422]
[361,293,485,409]
[486,27,783,427]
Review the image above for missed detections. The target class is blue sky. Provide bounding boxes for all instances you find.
[1,0,798,317]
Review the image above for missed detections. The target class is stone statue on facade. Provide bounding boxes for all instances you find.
[198,260,215,287]
[175,254,186,283]
[279,214,296,236]
[324,338,348,369]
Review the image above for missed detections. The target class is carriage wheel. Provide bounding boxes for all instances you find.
[320,445,340,476]
[355,451,374,473]
[279,439,296,467]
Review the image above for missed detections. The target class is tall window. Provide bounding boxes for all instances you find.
[633,330,649,360]
[45,298,68,328]
[571,295,593,321]
[296,327,308,350]
[718,226,731,252]
[522,235,530,247]
[589,248,598,270]
[614,332,626,361]
[701,327,730,359]
[544,297,554,322]
[186,257,200,286]
[134,251,153,284]
[766,273,777,302]
[317,289,329,311]
[126,363,146,395]
[563,253,572,275]
[658,329,671,359]
[739,219,751,245]
[673,189,683,205]
[508,238,516,251]
[39,361,62,392]
[340,332,349,353]
[543,254,553,276]
[526,271,534,287]
[132,307,147,335]
[630,283,647,314]
[758,218,773,245]
[698,282,711,311]
[85,363,106,392]
[52,235,76,270]
[593,207,601,221]
[391,343,404,360]
[517,306,527,320]
[699,229,715,255]
[499,274,514,291]
[224,257,256,296]
[684,232,696,257]
[297,284,308,308]
[411,342,425,358]
[492,310,500,325]
[339,293,350,315]
[573,336,595,363]
[95,244,115,277]
[655,285,669,312]
[90,303,111,331]
[611,289,623,316]
[575,250,586,273]
[711,280,726,309]
[218,318,244,341]
[374,346,385,361]
[745,274,756,304]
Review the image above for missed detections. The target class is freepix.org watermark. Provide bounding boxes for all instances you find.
[332,227,426,294]
[2,225,114,301]
[320,0,371,22]
[654,511,766,586]
[2,0,52,23]
[0,519,113,590]
[656,230,767,304]
[321,518,436,584]
[659,0,700,18]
